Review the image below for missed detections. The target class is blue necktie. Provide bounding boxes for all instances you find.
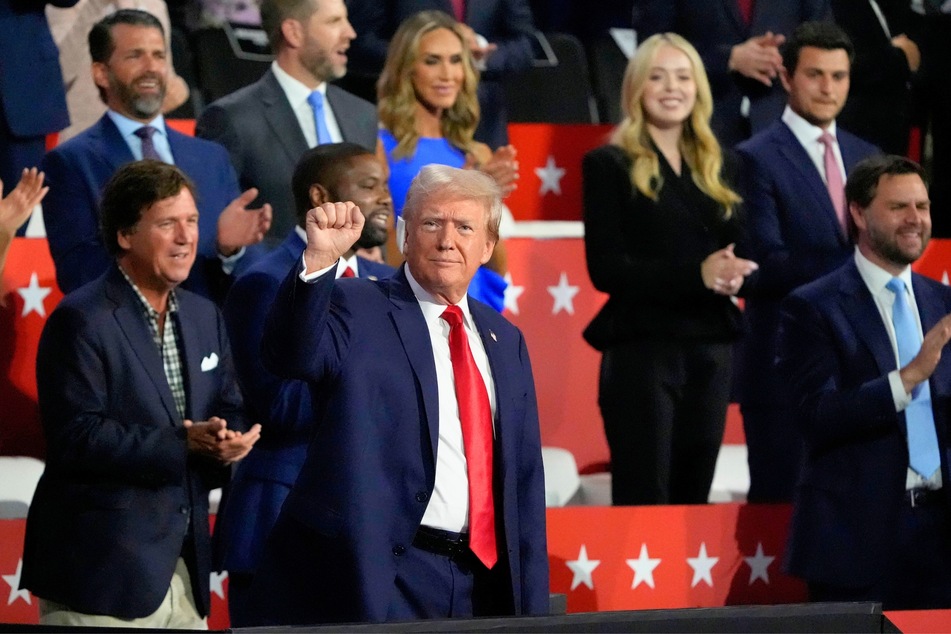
[886,277,941,477]
[306,90,333,146]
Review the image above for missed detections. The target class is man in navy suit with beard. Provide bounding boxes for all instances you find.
[216,142,395,626]
[41,9,271,301]
[779,155,951,609]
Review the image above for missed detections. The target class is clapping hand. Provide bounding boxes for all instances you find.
[184,417,262,465]
[216,187,273,256]
[0,168,47,239]
[701,244,758,296]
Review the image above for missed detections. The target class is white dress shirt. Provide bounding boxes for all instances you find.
[782,105,847,188]
[271,61,344,148]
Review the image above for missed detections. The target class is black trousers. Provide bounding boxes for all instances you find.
[599,338,731,505]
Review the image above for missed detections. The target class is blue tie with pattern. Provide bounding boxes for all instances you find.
[886,277,941,477]
[306,90,333,146]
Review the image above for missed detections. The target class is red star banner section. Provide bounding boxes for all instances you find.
[0,239,60,458]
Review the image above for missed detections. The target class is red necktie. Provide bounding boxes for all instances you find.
[450,0,465,21]
[736,0,754,25]
[440,305,496,568]
[340,266,356,278]
[819,132,847,233]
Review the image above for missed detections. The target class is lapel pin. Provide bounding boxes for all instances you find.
[490,330,497,342]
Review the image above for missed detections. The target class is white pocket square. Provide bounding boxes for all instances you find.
[200,353,219,372]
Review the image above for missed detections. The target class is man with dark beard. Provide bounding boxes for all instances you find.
[216,142,394,626]
[779,155,951,609]
[40,9,272,300]
[197,0,378,242]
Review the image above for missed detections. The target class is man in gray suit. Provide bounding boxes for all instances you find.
[196,0,378,241]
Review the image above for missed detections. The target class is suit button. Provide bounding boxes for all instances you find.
[393,545,406,556]
[180,506,189,514]
[415,491,428,503]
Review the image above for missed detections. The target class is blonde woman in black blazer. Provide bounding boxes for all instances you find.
[582,32,757,505]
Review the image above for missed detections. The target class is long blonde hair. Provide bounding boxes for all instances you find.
[377,11,481,159]
[612,33,740,215]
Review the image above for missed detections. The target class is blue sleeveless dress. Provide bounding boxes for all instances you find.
[378,128,506,312]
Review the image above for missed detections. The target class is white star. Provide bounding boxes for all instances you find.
[209,570,228,599]
[626,543,662,589]
[743,542,775,585]
[503,273,525,315]
[566,544,601,591]
[942,270,949,285]
[548,272,580,315]
[535,156,566,196]
[2,560,32,606]
[17,272,52,318]
[687,543,719,588]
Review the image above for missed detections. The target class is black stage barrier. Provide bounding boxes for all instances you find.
[0,603,902,633]
[234,603,899,633]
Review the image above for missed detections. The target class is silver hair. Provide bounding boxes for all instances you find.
[402,164,502,242]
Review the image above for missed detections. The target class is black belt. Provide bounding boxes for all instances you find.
[905,488,943,508]
[413,526,470,559]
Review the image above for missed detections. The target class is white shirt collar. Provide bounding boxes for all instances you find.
[271,60,326,109]
[854,246,914,296]
[405,265,475,328]
[782,105,838,148]
[107,109,167,139]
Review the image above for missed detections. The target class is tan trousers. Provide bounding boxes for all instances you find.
[39,557,207,630]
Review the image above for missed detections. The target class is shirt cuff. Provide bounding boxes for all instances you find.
[218,246,246,275]
[889,369,914,412]
[299,254,337,282]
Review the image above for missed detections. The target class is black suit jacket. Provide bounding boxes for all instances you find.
[21,265,246,618]
[196,69,379,240]
[581,144,743,350]
[779,260,951,586]
[832,0,917,154]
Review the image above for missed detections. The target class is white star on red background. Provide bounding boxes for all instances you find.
[566,544,600,591]
[743,542,775,585]
[17,272,51,318]
[535,156,566,196]
[626,543,662,590]
[547,272,580,315]
[503,273,525,315]
[686,543,718,588]
[2,560,31,606]
[210,570,228,599]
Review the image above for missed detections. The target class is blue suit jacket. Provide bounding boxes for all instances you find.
[734,120,879,405]
[216,231,395,574]
[633,0,832,147]
[247,265,548,625]
[40,114,244,298]
[21,265,246,618]
[778,260,951,587]
[0,0,76,138]
[346,0,534,149]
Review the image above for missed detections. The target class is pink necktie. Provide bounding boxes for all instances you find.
[440,305,496,568]
[450,0,465,21]
[819,132,847,233]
